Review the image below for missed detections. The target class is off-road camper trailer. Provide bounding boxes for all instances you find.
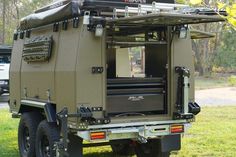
[9,0,224,157]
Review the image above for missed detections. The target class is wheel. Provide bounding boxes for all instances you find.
[18,112,43,157]
[36,120,60,157]
[135,139,170,157]
[110,139,135,156]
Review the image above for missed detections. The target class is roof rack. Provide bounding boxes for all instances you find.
[113,2,189,18]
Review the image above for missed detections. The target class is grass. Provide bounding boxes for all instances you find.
[195,76,229,90]
[0,109,19,157]
[1,106,236,157]
[174,106,236,157]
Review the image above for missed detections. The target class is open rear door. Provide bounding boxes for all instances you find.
[105,10,224,117]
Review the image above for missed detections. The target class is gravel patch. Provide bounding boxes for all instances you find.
[195,87,236,106]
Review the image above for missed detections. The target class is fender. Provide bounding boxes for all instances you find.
[19,100,56,122]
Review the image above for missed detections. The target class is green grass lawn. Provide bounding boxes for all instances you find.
[1,106,236,157]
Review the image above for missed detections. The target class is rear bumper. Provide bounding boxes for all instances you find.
[77,120,190,142]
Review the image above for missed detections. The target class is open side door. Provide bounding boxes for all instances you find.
[107,12,225,28]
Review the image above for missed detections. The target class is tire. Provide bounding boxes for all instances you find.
[135,139,170,157]
[35,120,60,157]
[0,87,3,96]
[18,112,43,157]
[110,140,135,156]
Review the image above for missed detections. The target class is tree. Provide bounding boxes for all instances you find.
[176,0,236,75]
[2,0,6,44]
[189,0,236,27]
[0,0,53,45]
[214,27,236,69]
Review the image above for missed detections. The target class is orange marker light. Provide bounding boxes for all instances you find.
[171,125,184,134]
[90,132,106,140]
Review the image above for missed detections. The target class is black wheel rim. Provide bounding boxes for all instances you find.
[22,124,30,153]
[39,135,50,157]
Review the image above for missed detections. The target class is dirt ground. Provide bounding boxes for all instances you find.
[1,87,236,108]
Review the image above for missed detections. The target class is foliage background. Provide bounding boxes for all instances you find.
[0,0,53,44]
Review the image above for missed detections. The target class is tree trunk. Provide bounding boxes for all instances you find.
[192,40,204,76]
[13,0,20,26]
[2,0,6,44]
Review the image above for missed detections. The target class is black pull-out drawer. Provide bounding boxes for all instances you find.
[106,77,166,116]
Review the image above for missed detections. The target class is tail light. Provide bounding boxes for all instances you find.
[90,131,106,140]
[170,125,184,134]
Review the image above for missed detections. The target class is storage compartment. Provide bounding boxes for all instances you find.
[106,27,168,117]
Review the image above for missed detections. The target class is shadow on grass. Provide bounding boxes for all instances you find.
[84,152,132,157]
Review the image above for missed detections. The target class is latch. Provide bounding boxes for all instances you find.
[13,31,18,40]
[53,22,59,32]
[73,17,79,28]
[92,67,104,74]
[78,106,93,119]
[26,30,31,38]
[20,31,25,39]
[62,20,68,30]
[78,106,110,125]
[88,17,106,32]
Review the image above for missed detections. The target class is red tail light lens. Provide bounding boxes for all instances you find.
[171,125,184,134]
[90,132,106,140]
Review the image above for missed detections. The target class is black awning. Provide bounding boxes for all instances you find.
[20,0,80,30]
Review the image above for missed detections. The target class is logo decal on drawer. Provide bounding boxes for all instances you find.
[128,96,144,101]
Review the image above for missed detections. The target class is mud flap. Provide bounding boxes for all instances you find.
[160,135,181,152]
[68,134,83,157]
